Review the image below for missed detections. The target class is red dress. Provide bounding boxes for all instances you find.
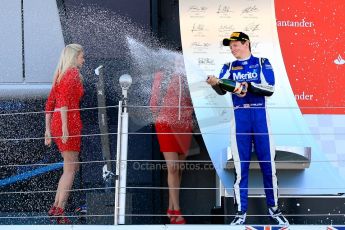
[150,71,193,154]
[45,67,84,152]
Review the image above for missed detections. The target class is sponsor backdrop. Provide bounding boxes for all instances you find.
[275,0,345,183]
[276,0,345,114]
[179,0,345,195]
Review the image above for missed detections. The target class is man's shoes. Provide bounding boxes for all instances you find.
[230,211,246,225]
[268,207,289,226]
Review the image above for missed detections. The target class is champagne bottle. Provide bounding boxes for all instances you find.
[218,78,246,94]
[218,79,274,96]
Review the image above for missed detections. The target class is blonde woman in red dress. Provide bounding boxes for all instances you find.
[44,44,85,224]
[150,55,193,224]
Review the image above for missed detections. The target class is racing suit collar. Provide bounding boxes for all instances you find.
[237,54,252,61]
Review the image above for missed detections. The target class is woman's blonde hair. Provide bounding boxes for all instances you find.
[52,44,83,85]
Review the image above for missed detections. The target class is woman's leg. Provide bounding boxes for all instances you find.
[56,151,80,209]
[174,153,187,223]
[168,195,173,212]
[177,154,187,189]
[162,152,180,211]
[53,190,60,207]
[163,152,186,224]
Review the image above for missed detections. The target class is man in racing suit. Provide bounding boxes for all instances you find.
[206,32,289,226]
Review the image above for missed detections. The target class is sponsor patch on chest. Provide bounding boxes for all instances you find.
[232,66,243,70]
[233,71,258,81]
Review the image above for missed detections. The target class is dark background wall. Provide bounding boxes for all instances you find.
[156,0,182,49]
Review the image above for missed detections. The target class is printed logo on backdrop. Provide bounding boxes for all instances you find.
[241,5,259,18]
[334,54,345,65]
[191,23,207,37]
[198,57,215,65]
[198,57,216,72]
[327,226,345,230]
[190,42,211,53]
[218,24,235,36]
[245,226,289,230]
[216,4,233,18]
[276,19,314,27]
[244,23,260,33]
[188,5,208,18]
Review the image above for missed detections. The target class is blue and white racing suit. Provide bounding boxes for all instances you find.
[219,55,278,212]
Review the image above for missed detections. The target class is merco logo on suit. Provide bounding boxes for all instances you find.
[233,71,258,80]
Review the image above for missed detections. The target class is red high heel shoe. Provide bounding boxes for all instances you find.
[172,210,186,224]
[48,206,57,216]
[54,207,72,224]
[167,209,175,224]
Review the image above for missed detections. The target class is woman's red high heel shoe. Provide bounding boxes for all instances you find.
[167,209,176,224]
[172,210,186,224]
[53,207,72,224]
[48,206,57,216]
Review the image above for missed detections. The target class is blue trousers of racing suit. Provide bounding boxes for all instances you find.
[219,55,278,212]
